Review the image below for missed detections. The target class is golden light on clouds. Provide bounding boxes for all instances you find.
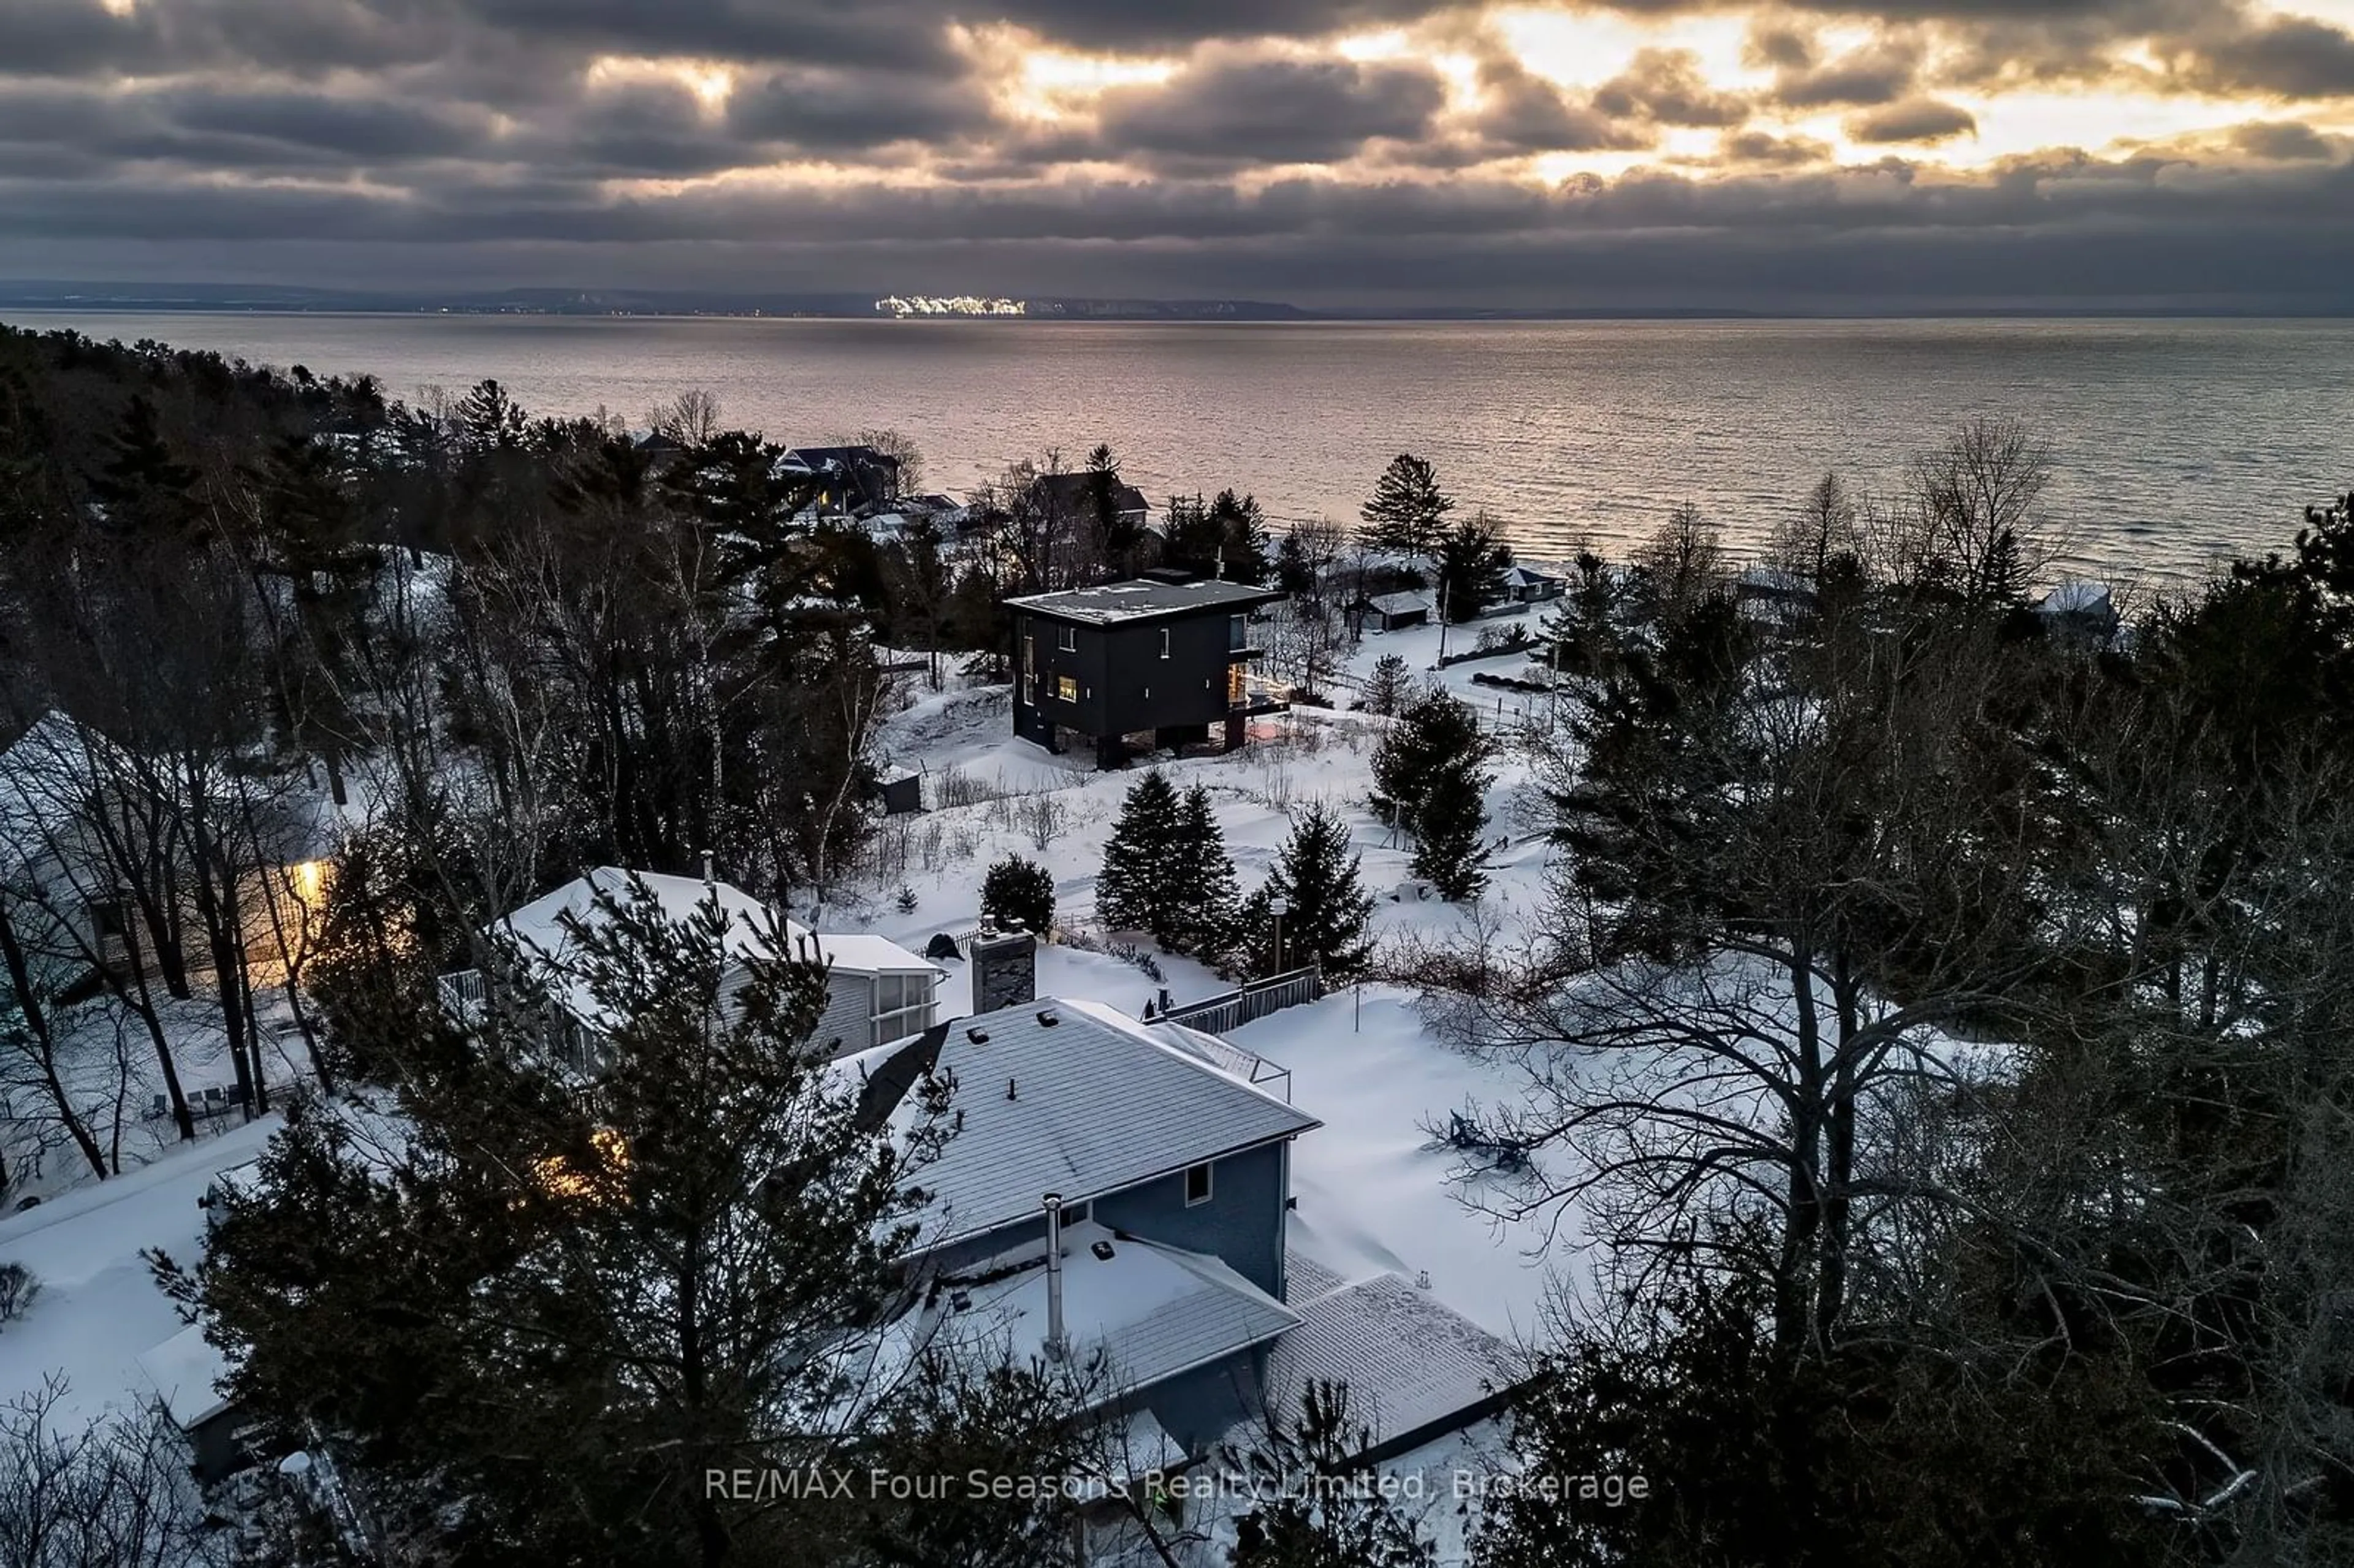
[583,55,737,113]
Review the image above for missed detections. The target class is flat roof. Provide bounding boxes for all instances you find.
[1004,578,1284,626]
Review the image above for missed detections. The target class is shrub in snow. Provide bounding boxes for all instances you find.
[980,854,1054,937]
[0,1262,38,1325]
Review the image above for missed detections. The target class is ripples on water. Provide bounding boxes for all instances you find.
[15,311,2351,587]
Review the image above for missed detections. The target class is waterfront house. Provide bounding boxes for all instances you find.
[1498,564,1566,606]
[1006,572,1287,769]
[2033,580,2120,645]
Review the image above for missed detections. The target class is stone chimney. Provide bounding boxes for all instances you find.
[972,925,1037,1012]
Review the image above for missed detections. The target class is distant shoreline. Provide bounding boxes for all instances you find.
[4,290,2350,324]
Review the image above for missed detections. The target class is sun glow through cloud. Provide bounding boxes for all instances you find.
[583,55,737,112]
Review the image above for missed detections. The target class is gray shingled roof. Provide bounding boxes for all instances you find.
[1004,577,1282,626]
[856,997,1320,1249]
[859,1220,1301,1418]
[1264,1269,1519,1451]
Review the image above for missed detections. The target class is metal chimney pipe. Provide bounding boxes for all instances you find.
[700,848,715,886]
[1042,1192,1065,1360]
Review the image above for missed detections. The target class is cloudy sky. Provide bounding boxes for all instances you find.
[6,0,2354,310]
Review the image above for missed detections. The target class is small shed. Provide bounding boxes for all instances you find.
[1354,590,1433,633]
[137,1323,247,1483]
[875,765,923,816]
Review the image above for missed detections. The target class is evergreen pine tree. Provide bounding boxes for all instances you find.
[1436,512,1514,623]
[1414,753,1492,901]
[1174,783,1240,959]
[1371,690,1484,835]
[1261,803,1375,980]
[1095,769,1184,943]
[1357,453,1453,560]
[980,853,1055,937]
[1362,653,1413,717]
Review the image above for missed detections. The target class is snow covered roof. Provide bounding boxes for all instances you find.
[1502,565,1561,587]
[136,1323,235,1430]
[1360,590,1433,617]
[809,933,941,976]
[851,997,1319,1249]
[1263,1271,1517,1455]
[1004,577,1281,626]
[2036,579,2115,617]
[490,869,937,1022]
[897,1220,1300,1411]
[495,867,785,969]
[0,710,112,856]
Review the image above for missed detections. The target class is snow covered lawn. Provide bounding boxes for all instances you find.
[0,1113,280,1429]
[1233,986,1572,1347]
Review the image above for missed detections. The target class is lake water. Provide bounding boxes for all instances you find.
[11,310,2351,585]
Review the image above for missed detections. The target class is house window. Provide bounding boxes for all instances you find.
[871,972,934,1049]
[1057,625,1077,653]
[1023,634,1036,674]
[1228,614,1247,652]
[1159,628,1171,659]
[1023,674,1037,706]
[88,897,129,942]
[1184,1162,1213,1207]
[1056,675,1079,703]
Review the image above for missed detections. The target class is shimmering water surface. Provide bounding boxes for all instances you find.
[13,310,2351,583]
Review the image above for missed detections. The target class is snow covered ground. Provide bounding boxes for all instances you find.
[837,615,1585,1351]
[0,1112,280,1430]
[0,610,1584,1527]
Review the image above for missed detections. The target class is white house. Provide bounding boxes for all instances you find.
[444,867,943,1072]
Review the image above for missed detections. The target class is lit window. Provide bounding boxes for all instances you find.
[1184,1162,1213,1206]
[1056,675,1079,702]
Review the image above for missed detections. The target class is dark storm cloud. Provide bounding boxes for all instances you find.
[1094,53,1447,167]
[5,145,2352,309]
[725,67,997,151]
[1846,98,1979,143]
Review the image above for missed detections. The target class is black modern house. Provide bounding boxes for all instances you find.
[1006,573,1287,768]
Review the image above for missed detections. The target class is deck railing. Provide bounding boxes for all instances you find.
[1159,965,1320,1037]
[437,967,488,1019]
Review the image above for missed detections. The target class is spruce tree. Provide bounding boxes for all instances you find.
[1261,802,1376,980]
[1175,783,1240,959]
[1371,690,1485,836]
[1095,769,1184,943]
[1414,753,1493,902]
[980,853,1055,937]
